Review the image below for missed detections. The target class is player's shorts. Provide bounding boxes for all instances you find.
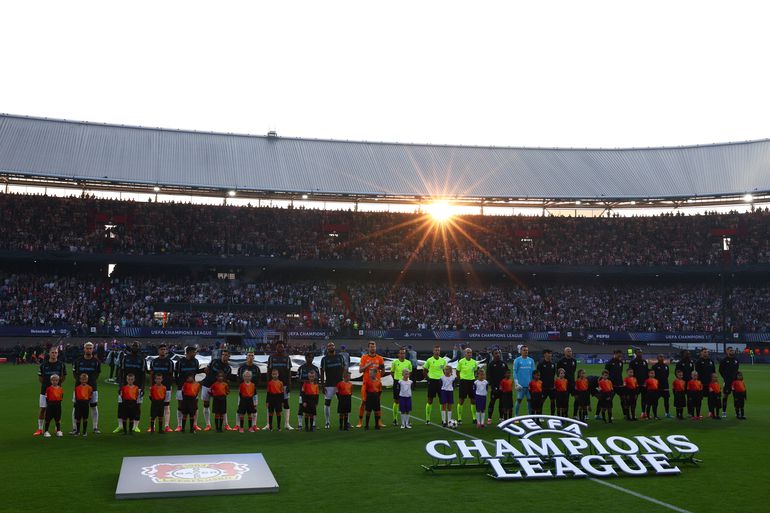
[74,400,90,420]
[120,400,138,420]
[39,394,47,408]
[673,391,686,408]
[500,392,513,410]
[267,393,283,413]
[516,388,531,401]
[555,391,569,409]
[212,396,227,415]
[459,379,475,400]
[45,401,62,421]
[365,391,381,412]
[150,400,165,418]
[282,388,291,410]
[530,392,543,410]
[337,394,352,414]
[201,386,211,402]
[324,386,337,401]
[238,396,256,414]
[576,391,590,408]
[427,379,442,400]
[733,391,746,407]
[399,396,412,413]
[180,397,198,415]
[475,395,487,412]
[176,390,184,401]
[303,396,319,416]
[440,389,454,405]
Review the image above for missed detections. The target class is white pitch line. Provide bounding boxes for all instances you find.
[588,478,693,513]
[351,396,693,513]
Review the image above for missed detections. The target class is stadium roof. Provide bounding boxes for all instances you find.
[1,113,769,202]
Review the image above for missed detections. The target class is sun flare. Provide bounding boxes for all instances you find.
[426,201,454,223]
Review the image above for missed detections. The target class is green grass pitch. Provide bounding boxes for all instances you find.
[2,364,770,513]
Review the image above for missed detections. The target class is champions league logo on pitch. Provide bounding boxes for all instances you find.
[424,415,700,480]
[141,461,250,484]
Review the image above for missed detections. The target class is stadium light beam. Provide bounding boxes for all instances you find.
[743,193,753,203]
[228,190,236,197]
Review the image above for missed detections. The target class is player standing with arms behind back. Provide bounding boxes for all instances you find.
[70,342,101,435]
[34,347,66,436]
[513,345,535,416]
[357,341,385,428]
[320,342,347,429]
[267,342,293,430]
[389,347,412,426]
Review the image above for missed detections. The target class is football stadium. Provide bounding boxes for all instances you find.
[1,112,770,512]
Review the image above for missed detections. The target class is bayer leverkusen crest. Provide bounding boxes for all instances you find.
[142,461,250,484]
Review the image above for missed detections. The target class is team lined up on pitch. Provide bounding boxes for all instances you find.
[33,341,748,438]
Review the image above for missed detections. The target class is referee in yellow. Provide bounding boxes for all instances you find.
[456,347,478,424]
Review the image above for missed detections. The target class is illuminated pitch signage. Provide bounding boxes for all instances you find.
[424,415,700,480]
[115,453,279,499]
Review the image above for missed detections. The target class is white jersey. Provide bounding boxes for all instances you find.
[440,375,456,392]
[474,379,489,396]
[399,379,413,398]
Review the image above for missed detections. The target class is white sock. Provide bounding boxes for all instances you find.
[284,409,292,427]
[324,405,331,424]
[118,419,124,428]
[176,409,183,428]
[441,411,447,422]
[298,414,303,426]
[250,414,256,426]
[402,413,408,426]
[222,413,229,427]
[38,419,44,430]
[204,407,211,426]
[72,409,77,430]
[132,420,139,429]
[447,411,453,421]
[91,406,99,429]
[164,406,170,428]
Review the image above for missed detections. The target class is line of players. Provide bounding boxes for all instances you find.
[509,346,748,424]
[32,340,749,437]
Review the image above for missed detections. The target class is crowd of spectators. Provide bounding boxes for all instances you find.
[2,272,770,333]
[3,193,770,266]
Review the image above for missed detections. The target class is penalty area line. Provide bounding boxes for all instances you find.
[351,396,693,513]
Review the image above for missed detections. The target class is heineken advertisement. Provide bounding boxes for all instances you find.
[424,415,700,480]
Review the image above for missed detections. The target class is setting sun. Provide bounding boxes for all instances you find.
[425,201,454,223]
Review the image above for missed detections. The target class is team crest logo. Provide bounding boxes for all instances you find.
[141,461,250,484]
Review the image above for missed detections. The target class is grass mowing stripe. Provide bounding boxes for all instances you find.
[352,395,693,513]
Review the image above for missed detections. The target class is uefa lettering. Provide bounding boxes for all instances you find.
[423,415,700,480]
